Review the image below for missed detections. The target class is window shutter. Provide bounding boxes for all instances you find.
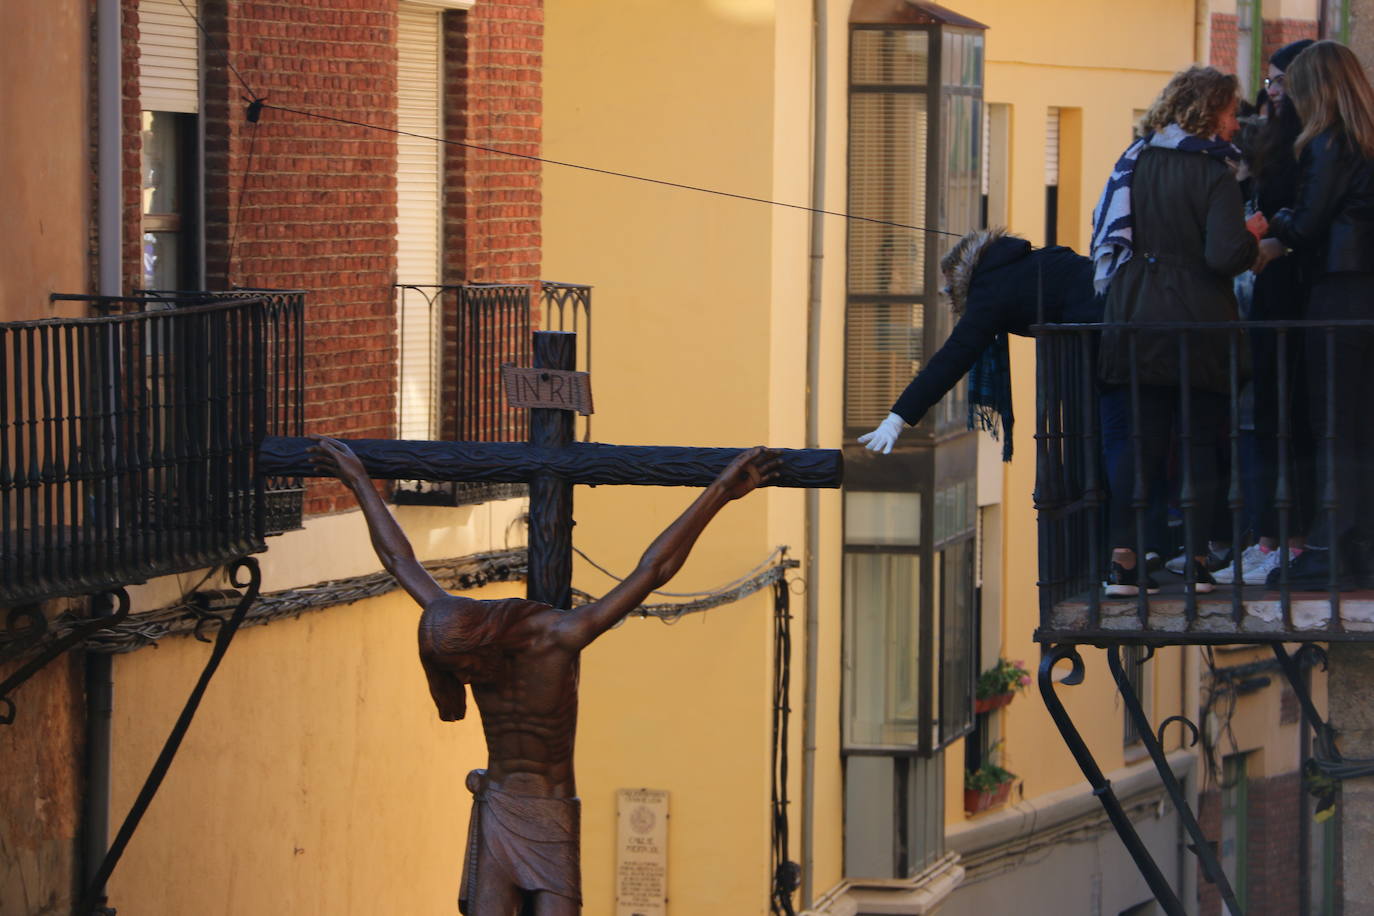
[139,0,199,114]
[396,5,444,440]
[1045,107,1060,187]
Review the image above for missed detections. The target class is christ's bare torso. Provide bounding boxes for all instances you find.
[419,596,581,798]
[469,644,579,797]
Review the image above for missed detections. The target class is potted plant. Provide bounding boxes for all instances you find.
[974,657,1032,713]
[964,761,1016,815]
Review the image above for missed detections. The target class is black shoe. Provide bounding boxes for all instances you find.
[1166,547,1231,576]
[1264,548,1357,591]
[1106,562,1161,597]
[1144,551,1165,575]
[1185,566,1217,594]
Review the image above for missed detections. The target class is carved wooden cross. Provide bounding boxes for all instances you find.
[260,331,843,606]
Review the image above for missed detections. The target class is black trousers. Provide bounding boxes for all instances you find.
[1305,273,1374,548]
[1103,384,1229,559]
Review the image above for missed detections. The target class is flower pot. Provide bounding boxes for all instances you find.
[974,692,1015,714]
[963,780,1013,815]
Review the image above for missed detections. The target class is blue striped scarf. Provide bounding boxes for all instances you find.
[1089,123,1242,293]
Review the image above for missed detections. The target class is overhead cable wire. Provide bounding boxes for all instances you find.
[166,0,965,242]
[259,103,963,239]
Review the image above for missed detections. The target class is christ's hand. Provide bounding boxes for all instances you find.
[713,447,782,501]
[308,435,369,490]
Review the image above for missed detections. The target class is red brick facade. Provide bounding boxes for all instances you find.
[441,1,543,442]
[113,0,543,515]
[1263,17,1319,66]
[1209,12,1318,90]
[1197,770,1304,915]
[121,0,143,295]
[442,1,543,286]
[1211,12,1239,78]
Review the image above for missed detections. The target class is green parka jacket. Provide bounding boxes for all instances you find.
[1099,146,1257,394]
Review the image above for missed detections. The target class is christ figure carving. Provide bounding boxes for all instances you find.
[308,436,780,915]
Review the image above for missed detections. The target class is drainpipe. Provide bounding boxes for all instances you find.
[801,0,828,908]
[85,0,122,905]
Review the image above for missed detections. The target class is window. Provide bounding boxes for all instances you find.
[843,4,985,885]
[844,491,923,748]
[139,0,201,290]
[396,2,446,442]
[1220,752,1251,909]
[140,112,197,290]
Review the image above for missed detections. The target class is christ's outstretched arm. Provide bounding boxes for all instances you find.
[552,446,781,650]
[308,435,449,609]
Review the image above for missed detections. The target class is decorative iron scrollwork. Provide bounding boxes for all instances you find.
[1155,714,1200,749]
[0,589,130,727]
[1039,645,1188,916]
[1107,646,1243,915]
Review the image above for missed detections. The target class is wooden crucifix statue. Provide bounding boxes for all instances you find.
[260,332,842,915]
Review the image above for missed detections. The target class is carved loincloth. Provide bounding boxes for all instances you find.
[459,769,581,914]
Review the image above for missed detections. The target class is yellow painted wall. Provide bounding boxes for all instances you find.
[543,1,849,911]
[109,583,515,913]
[107,501,528,912]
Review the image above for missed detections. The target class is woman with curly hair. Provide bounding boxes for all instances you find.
[1092,65,1262,596]
[1256,40,1374,588]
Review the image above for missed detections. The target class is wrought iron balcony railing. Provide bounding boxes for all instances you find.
[1035,316,1374,645]
[1,291,305,606]
[392,281,592,507]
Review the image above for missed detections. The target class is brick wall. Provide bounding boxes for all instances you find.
[440,1,542,441]
[1197,770,1304,915]
[202,0,401,514]
[442,1,542,286]
[1210,13,1319,81]
[122,0,142,294]
[1262,18,1319,68]
[1211,12,1238,75]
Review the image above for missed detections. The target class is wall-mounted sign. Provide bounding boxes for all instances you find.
[501,365,594,415]
[615,788,669,916]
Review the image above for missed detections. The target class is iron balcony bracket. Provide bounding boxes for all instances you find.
[1272,643,1332,744]
[0,590,130,726]
[79,556,261,916]
[1107,645,1244,915]
[1038,645,1187,916]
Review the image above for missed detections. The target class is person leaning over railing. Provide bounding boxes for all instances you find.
[1091,65,1265,597]
[858,227,1101,457]
[1255,40,1374,590]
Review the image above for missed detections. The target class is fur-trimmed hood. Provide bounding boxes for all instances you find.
[939,227,1023,314]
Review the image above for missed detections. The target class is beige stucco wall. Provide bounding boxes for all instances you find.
[0,3,90,914]
[0,0,90,322]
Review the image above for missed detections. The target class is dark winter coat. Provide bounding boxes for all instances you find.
[890,236,1098,425]
[1098,147,1257,394]
[1269,128,1374,280]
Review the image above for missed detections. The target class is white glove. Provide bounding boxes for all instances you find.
[857,412,907,455]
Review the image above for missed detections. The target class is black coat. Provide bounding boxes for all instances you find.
[1270,128,1374,279]
[1099,147,1257,394]
[891,238,1097,425]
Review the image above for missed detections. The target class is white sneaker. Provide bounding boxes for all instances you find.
[1213,544,1282,585]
